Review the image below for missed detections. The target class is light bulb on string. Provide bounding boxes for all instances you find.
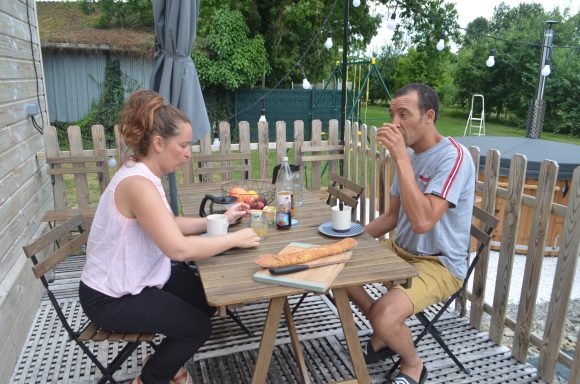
[436,34,445,51]
[259,108,267,123]
[301,72,311,89]
[352,0,361,7]
[386,12,397,30]
[541,63,551,77]
[324,33,333,49]
[486,48,495,67]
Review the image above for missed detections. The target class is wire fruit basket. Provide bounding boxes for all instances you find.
[221,180,276,210]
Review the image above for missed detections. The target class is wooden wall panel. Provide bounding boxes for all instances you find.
[0,0,52,380]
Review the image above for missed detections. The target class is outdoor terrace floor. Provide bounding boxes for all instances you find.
[10,254,547,384]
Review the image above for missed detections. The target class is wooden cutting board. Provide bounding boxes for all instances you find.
[253,242,351,293]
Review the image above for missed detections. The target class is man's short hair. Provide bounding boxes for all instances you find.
[394,83,440,123]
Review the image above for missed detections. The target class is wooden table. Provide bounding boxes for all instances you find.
[177,182,417,384]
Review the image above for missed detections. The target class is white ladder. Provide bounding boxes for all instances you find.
[463,94,486,136]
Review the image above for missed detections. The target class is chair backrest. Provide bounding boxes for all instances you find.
[46,155,110,210]
[23,215,89,331]
[464,205,499,285]
[192,152,251,183]
[326,173,364,221]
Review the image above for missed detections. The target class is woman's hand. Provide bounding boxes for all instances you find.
[224,202,250,224]
[230,228,261,248]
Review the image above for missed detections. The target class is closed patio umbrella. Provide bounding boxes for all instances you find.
[150,0,210,214]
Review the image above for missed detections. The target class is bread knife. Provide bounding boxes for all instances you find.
[269,260,347,275]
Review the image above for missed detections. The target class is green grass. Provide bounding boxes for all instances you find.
[359,104,580,145]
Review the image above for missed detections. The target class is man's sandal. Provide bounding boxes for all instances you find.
[393,365,428,384]
[363,339,396,363]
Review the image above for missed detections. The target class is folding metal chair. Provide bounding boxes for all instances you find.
[23,214,157,384]
[387,205,499,376]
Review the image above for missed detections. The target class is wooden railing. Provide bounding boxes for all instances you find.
[39,119,579,383]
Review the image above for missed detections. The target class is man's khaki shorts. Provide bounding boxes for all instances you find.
[385,239,463,314]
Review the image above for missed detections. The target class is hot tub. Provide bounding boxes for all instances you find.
[455,136,579,255]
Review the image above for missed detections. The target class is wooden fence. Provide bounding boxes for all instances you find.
[39,119,579,383]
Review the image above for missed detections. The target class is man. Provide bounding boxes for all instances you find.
[346,83,475,384]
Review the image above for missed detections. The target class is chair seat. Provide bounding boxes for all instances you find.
[78,322,156,343]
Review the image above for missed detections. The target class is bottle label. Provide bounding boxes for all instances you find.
[277,191,295,216]
[276,200,291,229]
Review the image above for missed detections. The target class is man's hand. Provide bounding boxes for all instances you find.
[376,123,407,161]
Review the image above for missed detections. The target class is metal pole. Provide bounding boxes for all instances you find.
[526,20,557,139]
[340,0,349,145]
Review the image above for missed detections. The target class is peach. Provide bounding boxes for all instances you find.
[228,187,247,201]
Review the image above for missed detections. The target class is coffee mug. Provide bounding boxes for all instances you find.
[331,205,352,231]
[206,214,229,236]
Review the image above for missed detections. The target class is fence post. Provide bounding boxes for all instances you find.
[328,119,339,178]
[219,122,232,181]
[350,122,358,186]
[343,120,351,180]
[294,120,305,185]
[276,121,287,166]
[258,120,269,180]
[91,125,109,192]
[311,120,322,191]
[539,166,580,381]
[44,126,66,210]
[68,126,90,209]
[239,122,251,179]
[470,149,500,329]
[512,160,559,362]
[359,124,368,225]
[489,154,527,344]
[368,126,377,223]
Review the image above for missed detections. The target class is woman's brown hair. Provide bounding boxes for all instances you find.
[119,90,190,161]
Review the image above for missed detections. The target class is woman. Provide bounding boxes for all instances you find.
[79,90,260,384]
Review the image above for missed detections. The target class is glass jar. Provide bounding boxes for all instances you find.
[250,210,268,240]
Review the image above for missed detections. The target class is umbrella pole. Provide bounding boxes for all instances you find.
[168,173,179,215]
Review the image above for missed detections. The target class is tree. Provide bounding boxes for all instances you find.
[199,0,381,87]
[192,8,270,126]
[453,3,580,136]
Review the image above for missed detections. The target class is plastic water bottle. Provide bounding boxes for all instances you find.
[276,157,295,216]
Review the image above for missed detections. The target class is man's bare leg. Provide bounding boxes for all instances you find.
[368,289,423,382]
[345,285,374,316]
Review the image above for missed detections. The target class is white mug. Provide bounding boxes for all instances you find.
[331,205,352,231]
[206,214,229,236]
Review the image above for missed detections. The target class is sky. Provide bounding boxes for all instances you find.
[367,0,579,54]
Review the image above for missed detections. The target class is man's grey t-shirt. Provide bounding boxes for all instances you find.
[391,137,475,279]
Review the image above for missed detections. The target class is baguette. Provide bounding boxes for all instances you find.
[254,238,358,268]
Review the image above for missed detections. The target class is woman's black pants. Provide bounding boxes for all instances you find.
[79,265,215,384]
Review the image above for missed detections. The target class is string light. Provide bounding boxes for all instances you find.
[107,157,117,168]
[325,32,333,49]
[352,0,360,7]
[259,108,267,122]
[301,72,311,89]
[386,12,397,30]
[541,57,551,76]
[436,33,445,51]
[486,48,495,67]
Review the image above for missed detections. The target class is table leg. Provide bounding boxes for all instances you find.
[283,300,311,384]
[333,288,371,384]
[251,296,285,384]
